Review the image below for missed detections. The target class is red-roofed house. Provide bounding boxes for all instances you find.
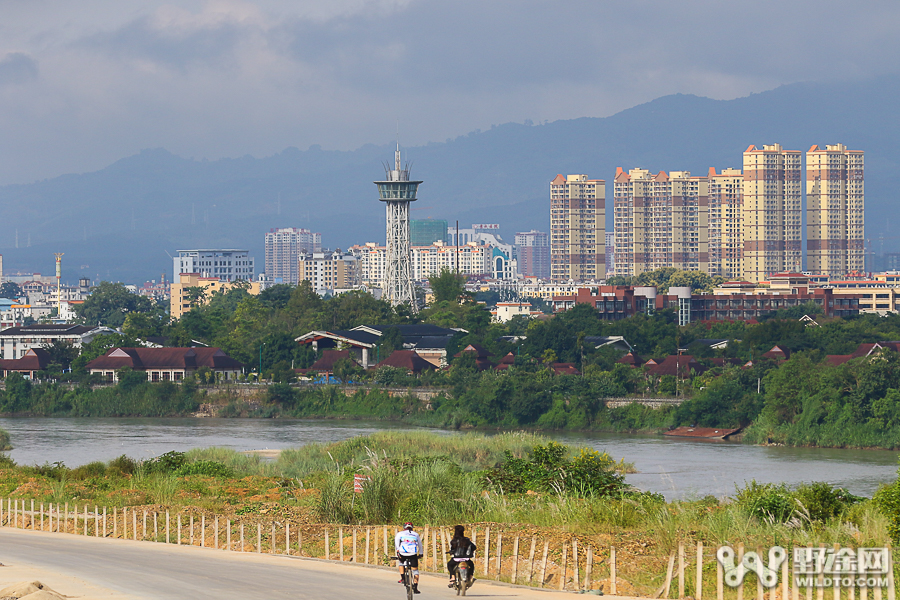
[762,345,791,361]
[454,344,494,370]
[85,347,243,382]
[494,352,516,371]
[374,350,436,374]
[617,352,644,367]
[550,363,581,376]
[647,355,707,377]
[0,348,52,379]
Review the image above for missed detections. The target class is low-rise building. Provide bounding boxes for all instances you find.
[0,324,117,360]
[0,348,51,379]
[85,347,244,382]
[295,323,459,368]
[169,273,261,320]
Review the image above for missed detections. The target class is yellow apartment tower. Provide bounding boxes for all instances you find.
[708,167,744,280]
[742,144,802,282]
[806,144,865,277]
[613,168,708,277]
[549,174,606,283]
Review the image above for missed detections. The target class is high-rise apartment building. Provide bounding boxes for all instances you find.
[549,174,605,283]
[350,242,492,286]
[707,167,744,280]
[173,249,255,282]
[806,144,865,277]
[411,219,448,246]
[742,144,802,283]
[264,228,321,285]
[613,168,708,277]
[298,251,359,292]
[514,230,549,280]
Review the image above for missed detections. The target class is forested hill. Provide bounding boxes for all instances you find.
[2,75,900,282]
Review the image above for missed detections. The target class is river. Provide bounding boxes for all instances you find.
[0,417,896,500]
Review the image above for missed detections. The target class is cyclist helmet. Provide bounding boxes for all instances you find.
[404,522,414,530]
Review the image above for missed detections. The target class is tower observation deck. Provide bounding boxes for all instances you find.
[375,144,421,311]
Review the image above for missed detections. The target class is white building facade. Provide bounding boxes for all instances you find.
[173,250,255,282]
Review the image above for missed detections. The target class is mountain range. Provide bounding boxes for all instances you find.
[1,75,899,284]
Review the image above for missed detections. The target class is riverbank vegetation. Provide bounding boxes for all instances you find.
[8,272,900,448]
[0,432,896,595]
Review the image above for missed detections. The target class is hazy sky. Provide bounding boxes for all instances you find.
[1,0,898,184]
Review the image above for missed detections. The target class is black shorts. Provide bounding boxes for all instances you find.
[398,554,419,568]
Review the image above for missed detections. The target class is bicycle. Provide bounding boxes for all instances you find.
[392,555,420,600]
[449,557,474,596]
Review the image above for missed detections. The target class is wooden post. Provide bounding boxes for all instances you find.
[442,528,450,573]
[298,528,303,557]
[177,514,182,545]
[423,526,429,570]
[142,510,147,540]
[227,520,232,551]
[782,549,789,600]
[65,502,68,534]
[201,515,206,547]
[166,511,169,544]
[94,505,99,537]
[886,543,895,600]
[611,546,618,595]
[717,546,724,600]
[512,536,520,583]
[484,527,491,576]
[104,506,108,537]
[325,528,330,560]
[573,538,580,591]
[834,543,842,600]
[240,522,245,552]
[679,542,686,599]
[257,523,261,553]
[215,516,219,550]
[496,532,503,578]
[660,553,676,599]
[31,500,35,530]
[697,542,704,600]
[792,547,800,600]
[432,530,438,573]
[560,542,568,591]
[339,527,344,561]
[759,547,766,600]
[40,503,44,531]
[353,528,357,563]
[738,544,745,600]
[132,508,137,541]
[383,527,388,561]
[528,536,537,584]
[365,527,370,564]
[113,507,117,538]
[585,546,594,591]
[271,523,276,554]
[539,540,549,588]
[286,523,290,555]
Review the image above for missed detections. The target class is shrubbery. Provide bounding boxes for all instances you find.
[735,480,863,525]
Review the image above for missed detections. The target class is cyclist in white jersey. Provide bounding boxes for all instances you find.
[394,522,422,594]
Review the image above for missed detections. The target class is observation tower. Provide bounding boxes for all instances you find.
[375,144,421,311]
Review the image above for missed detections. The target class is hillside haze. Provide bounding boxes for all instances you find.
[1,76,898,284]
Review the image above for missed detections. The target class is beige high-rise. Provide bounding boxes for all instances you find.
[613,168,708,276]
[550,174,606,283]
[806,144,864,277]
[742,144,802,282]
[707,167,744,280]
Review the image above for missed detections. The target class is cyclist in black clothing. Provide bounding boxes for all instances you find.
[446,525,476,588]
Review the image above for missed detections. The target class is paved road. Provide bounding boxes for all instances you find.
[0,528,575,599]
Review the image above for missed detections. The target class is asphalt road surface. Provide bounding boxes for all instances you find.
[0,528,576,599]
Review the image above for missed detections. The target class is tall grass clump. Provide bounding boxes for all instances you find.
[0,427,12,451]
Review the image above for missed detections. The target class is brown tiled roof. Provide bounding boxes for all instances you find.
[0,348,52,372]
[647,355,706,377]
[454,344,493,358]
[375,350,435,372]
[495,352,516,371]
[762,345,791,360]
[550,363,581,376]
[825,355,854,366]
[307,350,357,372]
[617,352,644,367]
[85,347,243,371]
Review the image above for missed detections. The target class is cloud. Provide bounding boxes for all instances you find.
[0,0,899,184]
[0,53,38,86]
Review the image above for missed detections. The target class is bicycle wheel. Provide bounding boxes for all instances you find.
[405,569,414,600]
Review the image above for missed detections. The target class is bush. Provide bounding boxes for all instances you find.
[0,427,11,451]
[734,481,795,523]
[794,481,862,522]
[175,460,234,478]
[70,461,107,480]
[108,454,138,476]
[143,451,188,474]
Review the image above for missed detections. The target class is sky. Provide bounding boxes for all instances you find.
[1,0,899,185]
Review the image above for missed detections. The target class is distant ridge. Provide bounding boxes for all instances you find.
[1,76,898,283]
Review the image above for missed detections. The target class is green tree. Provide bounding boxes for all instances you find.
[41,340,80,371]
[74,281,158,328]
[0,281,22,299]
[429,268,466,304]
